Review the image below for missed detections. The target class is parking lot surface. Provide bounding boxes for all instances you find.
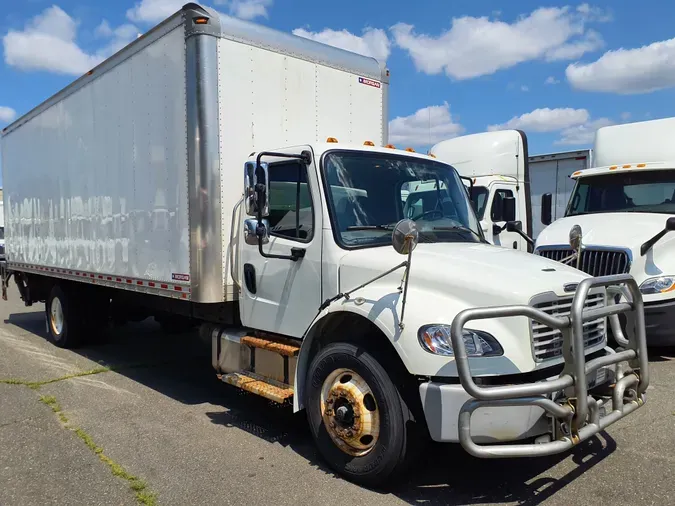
[1,290,674,506]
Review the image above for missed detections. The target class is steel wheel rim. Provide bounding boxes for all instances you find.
[50,297,64,336]
[320,367,380,457]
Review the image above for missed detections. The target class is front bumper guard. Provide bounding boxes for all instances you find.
[450,274,649,458]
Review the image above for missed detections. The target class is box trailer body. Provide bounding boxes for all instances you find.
[1,5,387,305]
[0,4,649,487]
[535,117,675,346]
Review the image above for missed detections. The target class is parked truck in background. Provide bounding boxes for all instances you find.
[0,3,649,487]
[535,117,675,346]
[429,131,590,251]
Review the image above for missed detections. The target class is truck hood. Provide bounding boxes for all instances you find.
[338,242,590,308]
[536,212,672,250]
[535,213,675,297]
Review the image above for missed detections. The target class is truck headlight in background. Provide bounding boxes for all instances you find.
[639,276,675,294]
[418,325,503,357]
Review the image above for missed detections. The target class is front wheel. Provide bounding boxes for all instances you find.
[305,342,420,487]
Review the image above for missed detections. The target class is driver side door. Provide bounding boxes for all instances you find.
[238,148,323,338]
[488,184,523,250]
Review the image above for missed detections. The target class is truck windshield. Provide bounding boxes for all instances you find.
[322,151,483,248]
[567,169,675,216]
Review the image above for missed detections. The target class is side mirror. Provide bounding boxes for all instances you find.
[667,217,675,231]
[541,193,553,226]
[502,196,516,223]
[244,161,270,217]
[244,218,269,245]
[505,220,522,233]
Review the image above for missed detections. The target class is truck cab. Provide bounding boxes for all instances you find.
[429,130,532,251]
[535,117,675,346]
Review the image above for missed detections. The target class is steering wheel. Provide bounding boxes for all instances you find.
[411,209,444,221]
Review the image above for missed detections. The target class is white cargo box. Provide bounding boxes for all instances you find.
[1,3,388,304]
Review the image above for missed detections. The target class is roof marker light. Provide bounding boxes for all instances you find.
[194,17,209,24]
[385,144,396,149]
[609,165,618,170]
[622,164,631,168]
[637,163,646,167]
[326,137,338,143]
[363,140,375,146]
[405,147,415,152]
[573,171,581,176]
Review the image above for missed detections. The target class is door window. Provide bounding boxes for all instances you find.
[490,189,514,221]
[267,161,314,242]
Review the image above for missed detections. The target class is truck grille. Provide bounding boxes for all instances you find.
[537,248,630,277]
[530,292,606,361]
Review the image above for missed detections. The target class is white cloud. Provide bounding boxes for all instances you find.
[128,0,274,23]
[488,108,590,133]
[127,0,183,24]
[620,112,631,121]
[390,5,608,80]
[292,27,390,61]
[0,106,16,123]
[520,85,530,92]
[3,6,137,75]
[389,102,464,147]
[545,76,560,85]
[566,37,675,94]
[556,117,614,145]
[222,0,274,20]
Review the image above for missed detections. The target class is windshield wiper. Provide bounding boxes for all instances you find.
[346,224,397,231]
[433,225,484,241]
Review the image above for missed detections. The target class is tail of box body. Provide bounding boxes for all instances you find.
[0,3,388,306]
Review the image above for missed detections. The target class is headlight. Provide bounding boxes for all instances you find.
[639,276,675,294]
[418,325,503,357]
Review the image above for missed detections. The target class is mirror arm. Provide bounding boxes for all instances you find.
[640,229,669,256]
[513,227,535,248]
[253,149,313,262]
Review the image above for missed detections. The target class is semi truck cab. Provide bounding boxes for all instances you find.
[535,118,675,345]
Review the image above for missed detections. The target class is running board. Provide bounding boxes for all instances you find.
[240,335,300,357]
[219,372,294,404]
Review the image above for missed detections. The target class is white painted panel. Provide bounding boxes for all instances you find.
[217,37,384,295]
[529,160,557,239]
[1,27,189,284]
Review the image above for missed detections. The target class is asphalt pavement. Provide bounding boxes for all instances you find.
[1,287,674,506]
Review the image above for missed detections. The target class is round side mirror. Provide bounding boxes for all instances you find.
[392,219,419,255]
[569,224,582,251]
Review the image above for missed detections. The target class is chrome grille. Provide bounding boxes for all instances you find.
[537,248,630,277]
[530,292,606,361]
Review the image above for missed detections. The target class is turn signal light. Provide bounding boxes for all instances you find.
[194,17,209,24]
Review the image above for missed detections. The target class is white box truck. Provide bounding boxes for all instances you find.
[535,117,675,346]
[0,3,649,487]
[429,131,590,251]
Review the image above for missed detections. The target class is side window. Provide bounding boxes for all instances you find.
[490,189,514,221]
[267,161,314,241]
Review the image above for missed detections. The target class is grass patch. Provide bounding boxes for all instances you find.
[39,392,158,504]
[0,366,112,390]
[0,378,27,385]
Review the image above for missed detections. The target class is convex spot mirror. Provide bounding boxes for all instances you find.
[392,219,419,255]
[569,224,582,251]
[244,161,270,217]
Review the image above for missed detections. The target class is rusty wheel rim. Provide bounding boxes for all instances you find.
[320,368,380,457]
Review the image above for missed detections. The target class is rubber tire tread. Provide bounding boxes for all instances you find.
[305,342,419,488]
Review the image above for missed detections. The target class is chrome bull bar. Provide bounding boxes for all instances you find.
[450,274,649,458]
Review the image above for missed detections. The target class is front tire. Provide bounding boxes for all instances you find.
[305,342,419,488]
[46,285,83,349]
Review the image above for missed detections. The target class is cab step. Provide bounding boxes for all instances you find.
[219,371,294,404]
[240,335,300,357]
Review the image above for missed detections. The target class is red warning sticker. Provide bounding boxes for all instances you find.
[358,77,381,88]
[172,273,190,282]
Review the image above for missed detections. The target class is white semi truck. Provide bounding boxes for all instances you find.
[0,3,649,487]
[429,131,590,251]
[535,117,675,346]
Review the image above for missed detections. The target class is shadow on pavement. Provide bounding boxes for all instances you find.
[7,310,620,505]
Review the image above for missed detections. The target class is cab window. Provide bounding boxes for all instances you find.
[267,161,314,242]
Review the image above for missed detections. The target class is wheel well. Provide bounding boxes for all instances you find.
[296,311,422,416]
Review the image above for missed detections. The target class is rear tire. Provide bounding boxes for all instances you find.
[46,285,83,349]
[305,342,420,488]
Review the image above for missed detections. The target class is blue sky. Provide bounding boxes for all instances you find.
[2,0,675,163]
